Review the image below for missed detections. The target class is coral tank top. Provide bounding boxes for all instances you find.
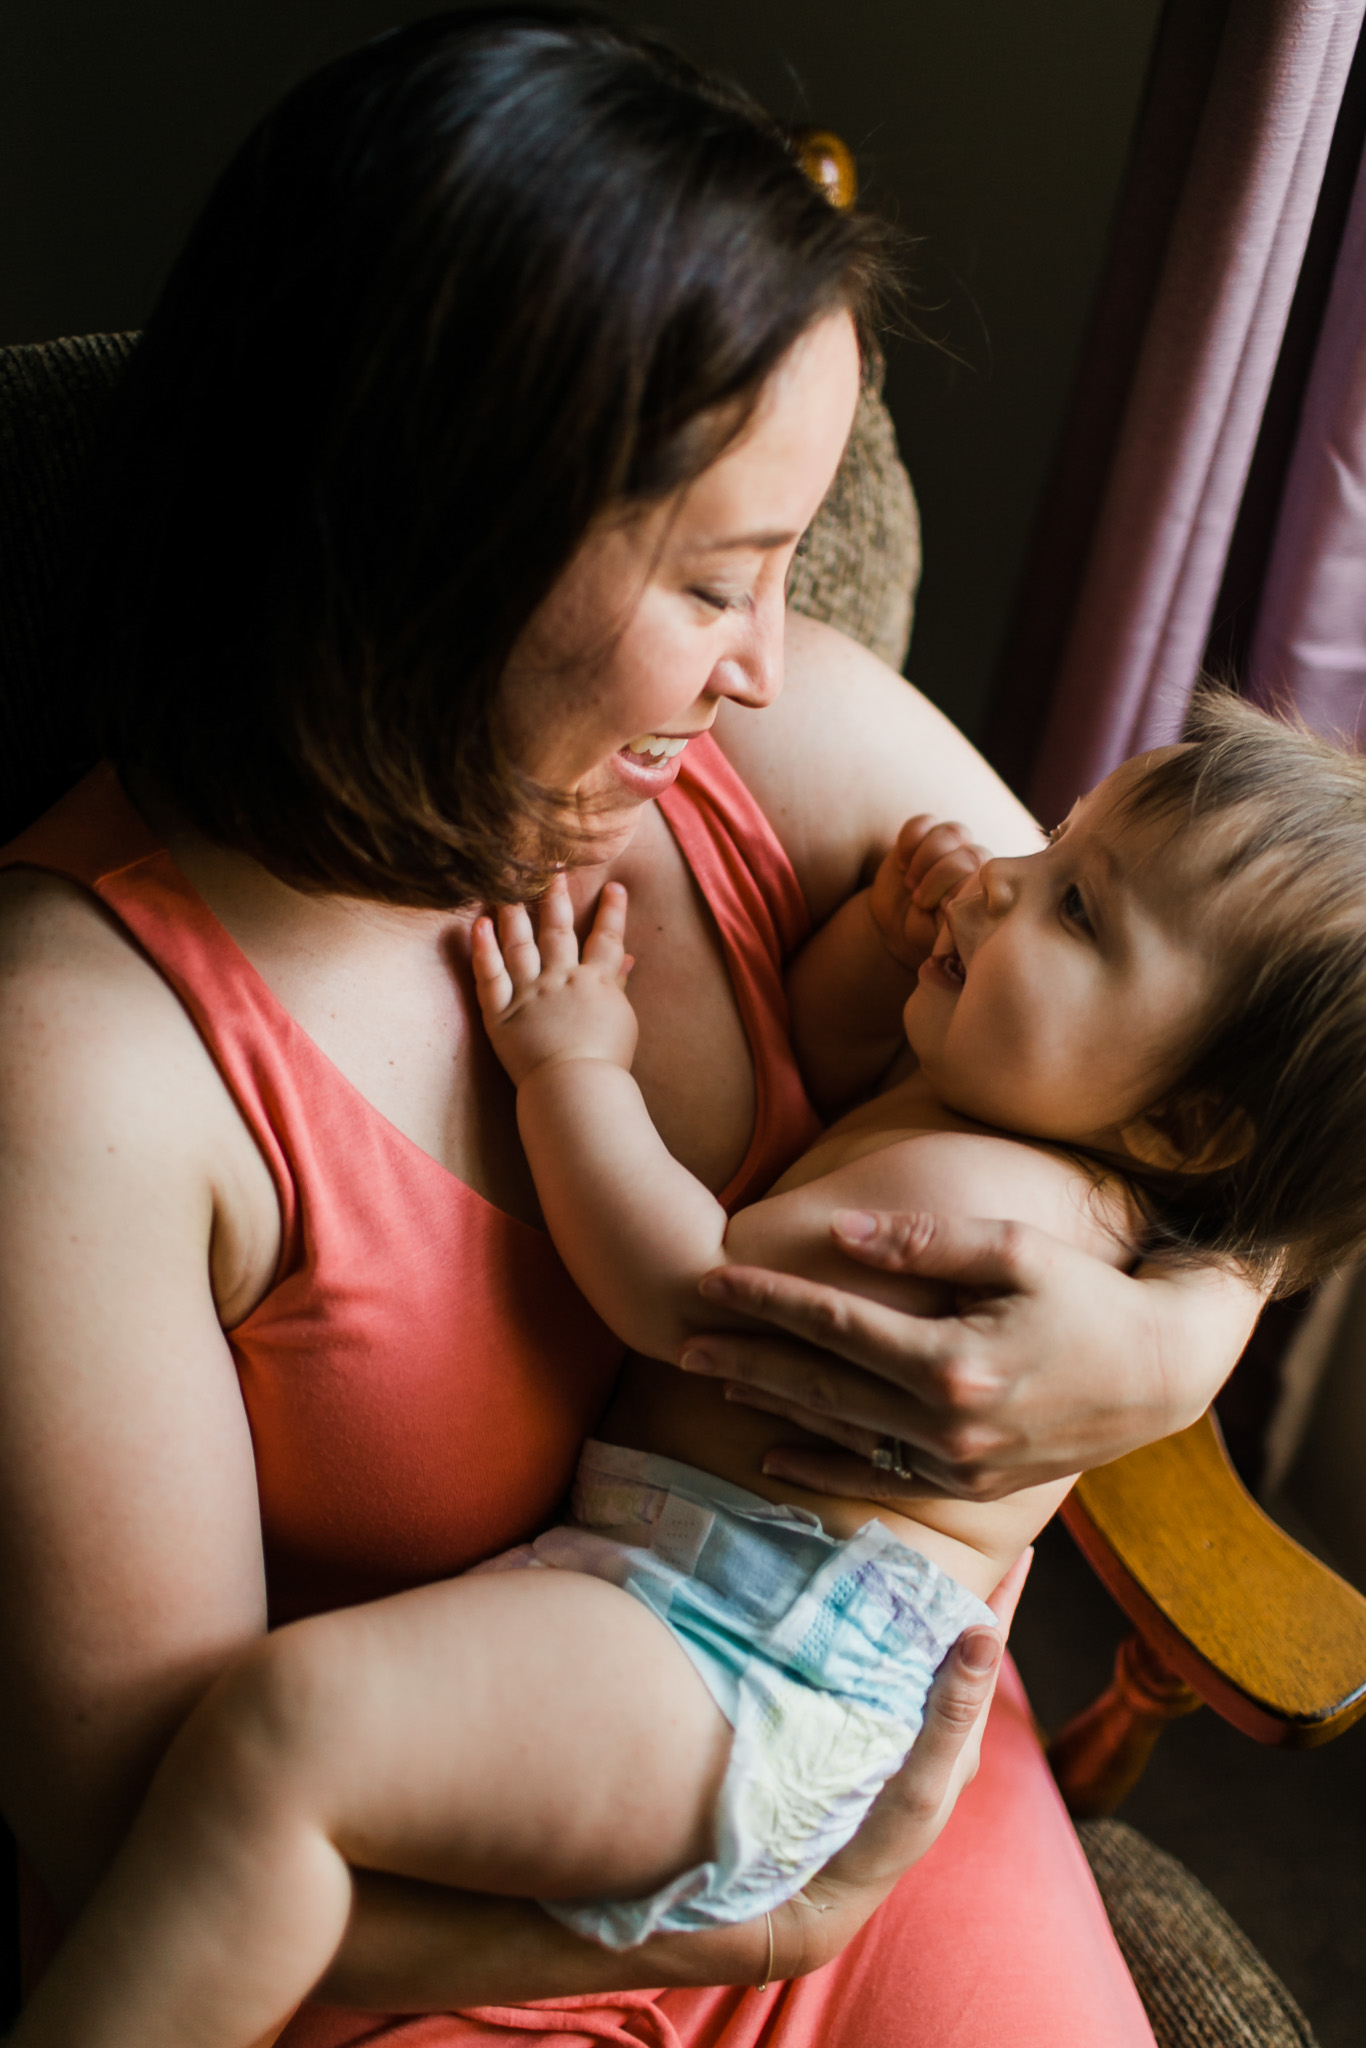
[9,744,1158,2048]
[1,734,820,1627]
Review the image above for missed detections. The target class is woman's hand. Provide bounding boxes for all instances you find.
[679,1212,1263,1502]
[770,1549,1028,1977]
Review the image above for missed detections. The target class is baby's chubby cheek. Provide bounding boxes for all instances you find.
[900,986,937,1062]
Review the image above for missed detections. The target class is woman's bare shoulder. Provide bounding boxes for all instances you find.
[0,867,210,1117]
[712,615,1042,922]
[0,867,279,1315]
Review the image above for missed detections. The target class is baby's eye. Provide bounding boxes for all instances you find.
[691,587,737,613]
[1060,882,1093,935]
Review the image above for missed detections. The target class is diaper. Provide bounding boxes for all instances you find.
[485,1439,995,1949]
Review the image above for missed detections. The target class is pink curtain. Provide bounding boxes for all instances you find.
[1245,137,1366,734]
[1025,0,1366,824]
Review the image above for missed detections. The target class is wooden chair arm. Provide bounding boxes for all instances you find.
[1062,1410,1366,1746]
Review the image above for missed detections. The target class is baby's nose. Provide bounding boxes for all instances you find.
[979,857,1012,907]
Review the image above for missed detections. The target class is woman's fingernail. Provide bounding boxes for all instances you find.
[958,1629,1001,1676]
[680,1344,719,1373]
[697,1272,738,1301]
[832,1210,878,1242]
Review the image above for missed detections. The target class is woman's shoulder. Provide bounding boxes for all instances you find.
[0,865,186,1050]
[0,868,252,1200]
[0,865,281,1322]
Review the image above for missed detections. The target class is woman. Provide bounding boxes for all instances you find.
[0,12,1257,2043]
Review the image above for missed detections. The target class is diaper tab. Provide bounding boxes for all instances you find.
[651,1494,715,1574]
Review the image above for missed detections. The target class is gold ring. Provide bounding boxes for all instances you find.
[871,1434,917,1482]
[756,1909,775,1991]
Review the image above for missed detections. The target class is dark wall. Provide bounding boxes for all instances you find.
[0,0,1163,743]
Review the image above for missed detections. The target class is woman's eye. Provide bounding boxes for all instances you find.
[1060,882,1093,935]
[690,587,741,613]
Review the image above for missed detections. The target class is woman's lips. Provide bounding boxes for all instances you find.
[609,735,692,797]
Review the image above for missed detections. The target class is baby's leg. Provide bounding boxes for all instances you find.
[13,1567,732,2048]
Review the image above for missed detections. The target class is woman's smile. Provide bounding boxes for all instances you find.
[499,311,862,853]
[609,728,708,799]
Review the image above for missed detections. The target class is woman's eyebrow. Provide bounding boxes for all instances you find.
[685,528,802,552]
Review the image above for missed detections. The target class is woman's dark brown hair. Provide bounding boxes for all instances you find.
[77,6,889,906]
[1118,692,1366,1291]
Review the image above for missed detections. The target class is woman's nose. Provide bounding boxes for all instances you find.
[709,591,784,710]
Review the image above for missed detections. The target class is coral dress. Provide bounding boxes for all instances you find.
[5,738,1154,2047]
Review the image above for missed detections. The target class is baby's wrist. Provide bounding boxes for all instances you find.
[514,1048,633,1091]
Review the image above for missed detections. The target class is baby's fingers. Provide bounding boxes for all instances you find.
[536,871,580,973]
[912,843,990,912]
[471,916,513,1021]
[581,880,629,976]
[496,901,541,991]
[902,818,977,890]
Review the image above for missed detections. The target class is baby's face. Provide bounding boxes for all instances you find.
[904,753,1246,1155]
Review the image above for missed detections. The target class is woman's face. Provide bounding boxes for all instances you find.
[500,310,862,860]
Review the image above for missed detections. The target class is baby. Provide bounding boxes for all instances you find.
[16,696,1366,2048]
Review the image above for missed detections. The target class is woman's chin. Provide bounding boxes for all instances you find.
[532,744,692,873]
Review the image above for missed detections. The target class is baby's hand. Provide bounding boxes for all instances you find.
[472,874,637,1087]
[869,815,990,968]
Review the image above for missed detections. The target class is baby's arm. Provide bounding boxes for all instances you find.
[786,815,989,1113]
[472,876,1132,1383]
[473,878,739,1361]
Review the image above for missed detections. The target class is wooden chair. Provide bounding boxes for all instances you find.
[1051,1412,1366,1813]
[1,316,1359,2046]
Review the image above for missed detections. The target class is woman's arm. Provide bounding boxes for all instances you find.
[710,616,1261,1487]
[0,878,270,1919]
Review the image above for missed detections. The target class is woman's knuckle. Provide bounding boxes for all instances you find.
[994,1218,1039,1278]
[937,1406,986,1460]
[885,1212,933,1260]
[804,1292,846,1342]
[903,1793,938,1830]
[803,1366,841,1414]
[933,1693,983,1739]
[939,1353,998,1416]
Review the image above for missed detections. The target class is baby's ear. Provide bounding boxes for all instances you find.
[1119,1091,1254,1176]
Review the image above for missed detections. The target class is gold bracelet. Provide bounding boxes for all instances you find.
[756,1909,775,1992]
